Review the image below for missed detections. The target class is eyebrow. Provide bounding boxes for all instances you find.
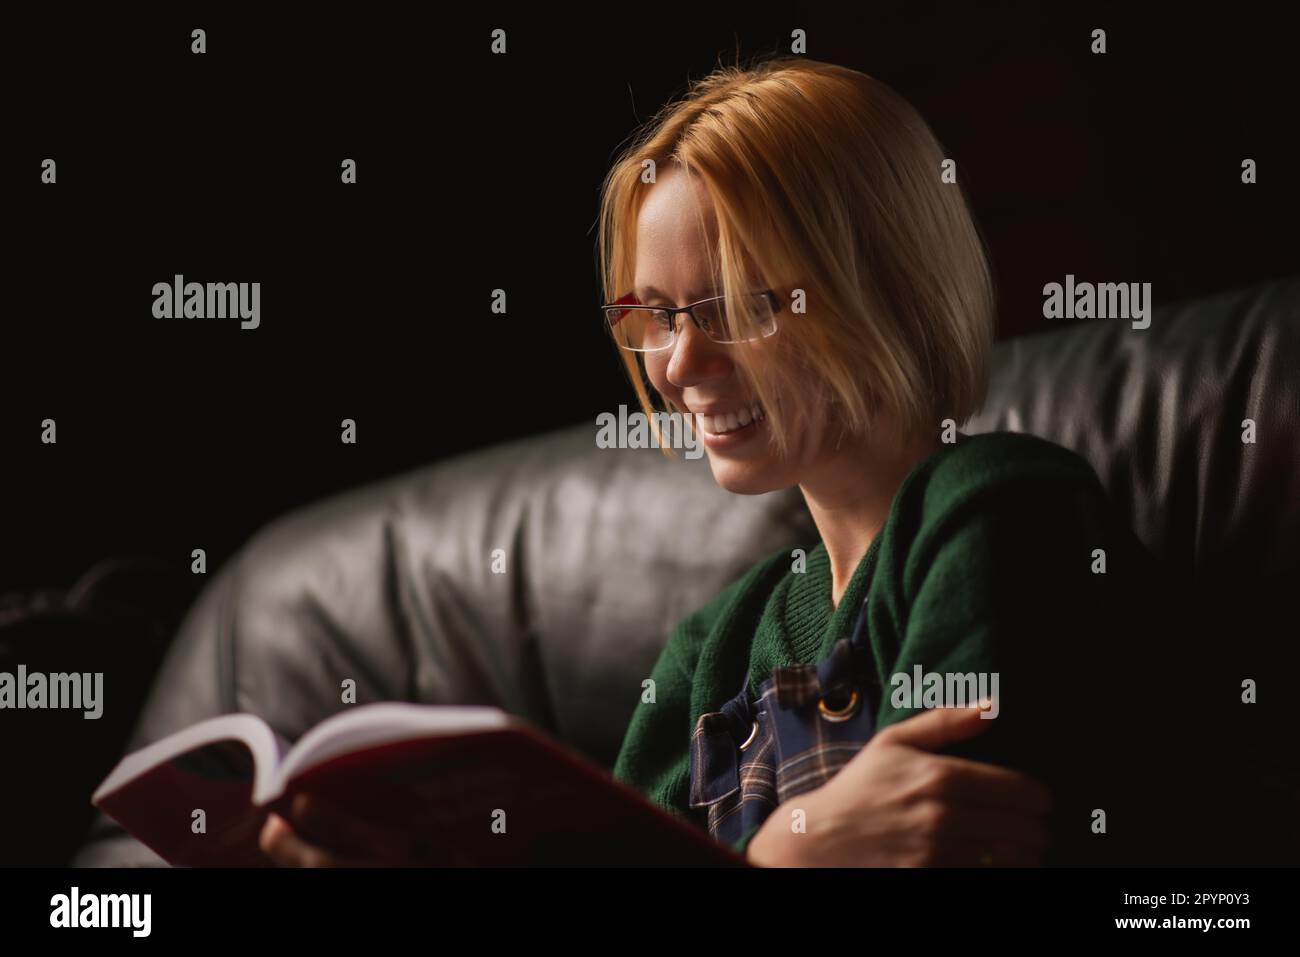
[633,284,719,303]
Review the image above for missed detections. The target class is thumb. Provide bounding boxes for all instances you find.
[880,699,997,752]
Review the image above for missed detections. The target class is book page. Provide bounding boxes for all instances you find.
[263,702,512,803]
[93,714,285,805]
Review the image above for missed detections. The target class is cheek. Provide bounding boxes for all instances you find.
[643,355,675,401]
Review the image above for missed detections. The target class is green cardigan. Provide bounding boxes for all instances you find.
[612,430,1171,862]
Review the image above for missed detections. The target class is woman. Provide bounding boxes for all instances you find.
[599,55,1166,867]
[260,55,1163,867]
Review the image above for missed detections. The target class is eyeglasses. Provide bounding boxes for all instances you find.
[602,290,781,352]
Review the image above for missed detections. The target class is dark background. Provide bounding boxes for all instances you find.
[1,4,1296,864]
[3,3,1296,597]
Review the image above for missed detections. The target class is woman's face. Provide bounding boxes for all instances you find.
[633,167,834,494]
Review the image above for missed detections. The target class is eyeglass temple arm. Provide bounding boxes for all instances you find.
[605,289,781,330]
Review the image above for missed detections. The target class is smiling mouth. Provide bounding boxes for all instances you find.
[696,401,765,435]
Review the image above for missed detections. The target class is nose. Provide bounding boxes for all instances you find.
[664,314,733,389]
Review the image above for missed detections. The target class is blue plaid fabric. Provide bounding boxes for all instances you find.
[688,595,878,850]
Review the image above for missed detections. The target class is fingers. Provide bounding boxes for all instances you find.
[875,703,1054,814]
[259,812,344,867]
[878,700,997,751]
[921,754,1054,815]
[258,795,415,867]
[287,793,409,863]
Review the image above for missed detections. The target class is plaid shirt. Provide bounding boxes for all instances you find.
[688,595,877,853]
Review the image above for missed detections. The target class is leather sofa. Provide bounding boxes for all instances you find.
[73,275,1300,866]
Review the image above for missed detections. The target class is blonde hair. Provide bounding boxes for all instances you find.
[596,54,995,459]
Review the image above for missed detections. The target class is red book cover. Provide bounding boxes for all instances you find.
[91,703,746,867]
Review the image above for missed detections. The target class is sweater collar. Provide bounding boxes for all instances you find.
[763,535,883,670]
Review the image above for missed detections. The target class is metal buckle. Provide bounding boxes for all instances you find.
[817,688,860,722]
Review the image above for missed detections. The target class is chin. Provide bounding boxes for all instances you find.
[706,457,786,495]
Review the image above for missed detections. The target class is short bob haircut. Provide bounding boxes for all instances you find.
[597,55,995,459]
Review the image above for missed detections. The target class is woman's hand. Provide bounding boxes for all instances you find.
[746,701,1053,867]
[258,792,426,867]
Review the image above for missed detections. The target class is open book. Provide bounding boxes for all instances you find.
[91,702,744,867]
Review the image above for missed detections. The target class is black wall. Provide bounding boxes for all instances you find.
[4,3,1295,596]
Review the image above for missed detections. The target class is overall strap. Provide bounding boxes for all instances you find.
[841,593,878,717]
[847,593,871,653]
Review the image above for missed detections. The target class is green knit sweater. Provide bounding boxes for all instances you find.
[612,430,1170,863]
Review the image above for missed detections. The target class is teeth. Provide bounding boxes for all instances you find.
[699,402,765,435]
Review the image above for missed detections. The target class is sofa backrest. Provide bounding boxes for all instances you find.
[966,276,1299,583]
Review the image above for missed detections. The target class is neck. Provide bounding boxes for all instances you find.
[799,425,945,608]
